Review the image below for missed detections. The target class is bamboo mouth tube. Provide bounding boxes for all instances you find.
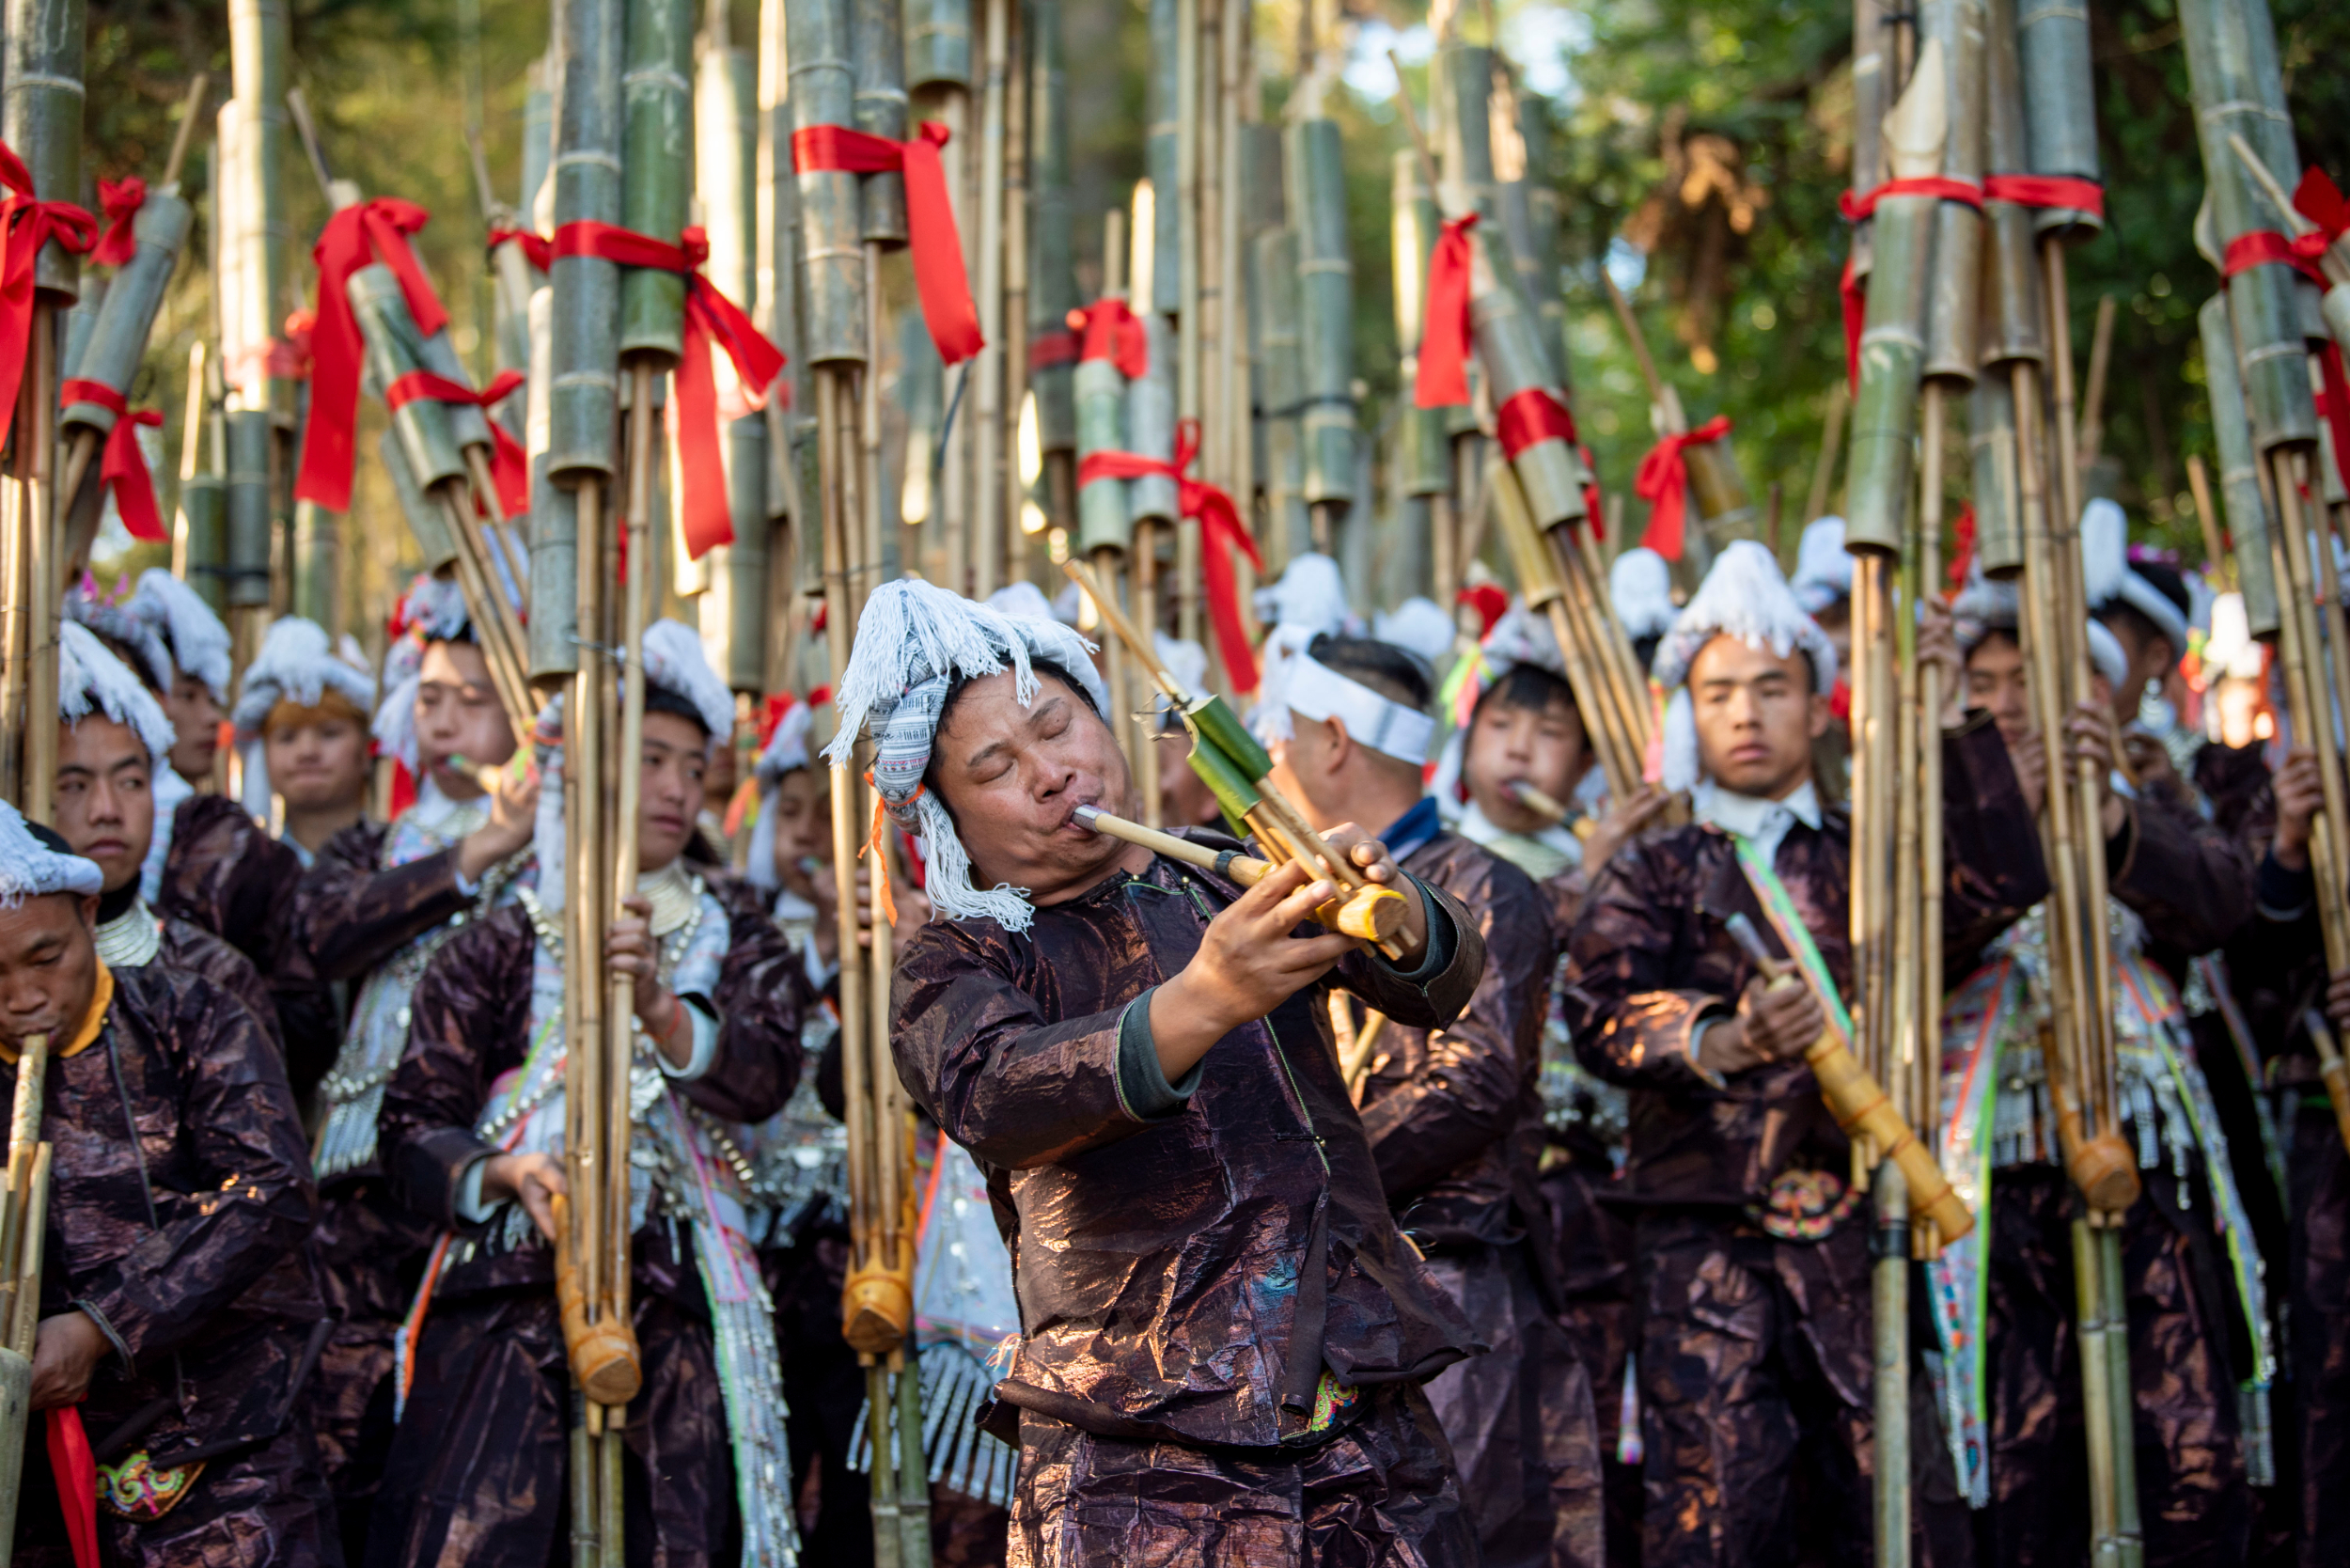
[1506,781,1568,823]
[841,1262,915,1356]
[1072,805,1409,946]
[551,1194,643,1404]
[2049,1079,2141,1216]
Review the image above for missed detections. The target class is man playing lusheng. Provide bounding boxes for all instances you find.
[856,580,1491,1566]
[1561,541,2048,1568]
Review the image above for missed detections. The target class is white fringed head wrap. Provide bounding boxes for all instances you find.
[1373,597,1456,668]
[1248,552,1356,745]
[745,698,817,893]
[0,800,103,905]
[1790,516,1854,615]
[233,617,379,739]
[639,619,737,742]
[64,583,174,692]
[130,568,232,704]
[824,577,1105,931]
[371,574,474,774]
[1951,559,2020,654]
[1652,541,1838,794]
[59,621,178,764]
[986,581,1057,623]
[2085,617,2129,695]
[2079,497,2190,654]
[1609,547,1678,646]
[1276,650,1436,766]
[1430,598,1569,809]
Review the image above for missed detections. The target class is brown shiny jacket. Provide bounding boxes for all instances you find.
[1358,831,1559,1292]
[1560,720,2047,1209]
[890,838,1488,1450]
[293,819,478,989]
[24,961,324,1466]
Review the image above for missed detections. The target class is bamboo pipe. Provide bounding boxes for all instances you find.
[1073,804,1405,945]
[24,306,59,825]
[2271,456,2350,891]
[1917,383,1947,1167]
[2076,294,2117,471]
[1508,781,1568,823]
[2290,438,2350,876]
[971,0,1009,597]
[0,1031,52,1338]
[1134,523,1163,826]
[1723,915,1972,1241]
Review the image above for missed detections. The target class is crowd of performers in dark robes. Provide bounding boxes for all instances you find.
[3,505,2344,1568]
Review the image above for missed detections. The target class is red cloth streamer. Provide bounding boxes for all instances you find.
[2221,228,2327,286]
[2315,347,2350,497]
[1074,418,1265,692]
[1458,581,1510,637]
[92,176,145,267]
[295,197,450,511]
[1415,214,1478,410]
[1069,298,1148,378]
[1496,386,1576,460]
[1634,416,1731,563]
[1949,503,1977,594]
[551,221,788,559]
[791,122,984,365]
[1982,174,2106,218]
[1027,329,1081,370]
[489,226,554,271]
[48,1406,99,1568]
[0,140,97,447]
[1839,179,1985,394]
[384,368,531,518]
[59,379,166,541]
[2295,166,2350,245]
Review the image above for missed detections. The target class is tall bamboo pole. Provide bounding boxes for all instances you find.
[970,0,1009,596]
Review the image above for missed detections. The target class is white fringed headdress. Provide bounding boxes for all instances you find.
[233,617,379,739]
[986,581,1057,623]
[130,568,232,704]
[1790,516,1855,615]
[1609,546,1678,647]
[371,574,475,774]
[1653,541,1838,793]
[59,621,178,764]
[2079,497,2189,653]
[64,583,174,692]
[1372,597,1456,668]
[1249,552,1358,746]
[0,800,103,905]
[640,618,737,741]
[1430,597,1571,810]
[825,578,1104,931]
[745,698,816,893]
[1950,558,2020,654]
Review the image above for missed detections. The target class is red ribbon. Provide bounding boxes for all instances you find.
[1496,386,1577,460]
[60,379,166,541]
[1459,581,1510,637]
[1074,418,1264,692]
[1027,328,1080,370]
[2315,348,2350,498]
[1634,416,1731,563]
[551,220,788,558]
[1982,174,2106,218]
[1068,298,1148,378]
[2295,166,2350,246]
[294,197,450,511]
[384,368,532,519]
[791,122,984,365]
[2221,228,2327,286]
[1838,179,1986,395]
[1414,214,1479,410]
[489,225,554,271]
[92,176,145,267]
[48,1406,98,1568]
[0,140,97,447]
[1949,503,1977,594]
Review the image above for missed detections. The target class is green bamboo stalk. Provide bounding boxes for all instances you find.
[352,266,469,493]
[621,0,696,362]
[791,0,867,365]
[61,195,192,444]
[291,500,338,628]
[2200,293,2280,637]
[2014,0,2102,237]
[527,286,580,681]
[2,0,88,302]
[549,0,626,484]
[225,410,274,607]
[226,0,292,426]
[699,32,769,691]
[1026,0,1077,459]
[1967,369,2024,572]
[1434,41,1498,224]
[1147,0,1181,316]
[852,0,909,243]
[1977,0,2044,368]
[1920,0,1984,386]
[1287,115,1353,513]
[1252,225,1310,562]
[524,55,556,224]
[906,0,971,92]
[1390,150,1449,499]
[1127,309,1179,530]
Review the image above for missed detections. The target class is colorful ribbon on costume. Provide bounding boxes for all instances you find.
[791,122,983,365]
[1633,416,1731,562]
[49,1406,99,1568]
[294,197,449,512]
[1414,214,1478,410]
[59,379,166,541]
[0,139,97,447]
[384,368,531,518]
[1074,418,1264,692]
[1070,297,1148,378]
[550,220,788,558]
[92,176,145,267]
[2219,230,2350,494]
[1838,178,1986,394]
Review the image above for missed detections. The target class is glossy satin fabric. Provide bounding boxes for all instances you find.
[8,962,335,1568]
[366,870,807,1568]
[889,837,1487,1452]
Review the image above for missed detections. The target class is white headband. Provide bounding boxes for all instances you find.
[1285,652,1436,766]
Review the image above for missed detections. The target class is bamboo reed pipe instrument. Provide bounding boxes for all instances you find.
[0,1024,55,1543]
[1073,804,1406,949]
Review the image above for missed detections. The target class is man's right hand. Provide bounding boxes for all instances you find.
[482,1151,569,1244]
[1150,860,1357,1084]
[1702,973,1826,1076]
[458,760,540,883]
[2272,748,2323,872]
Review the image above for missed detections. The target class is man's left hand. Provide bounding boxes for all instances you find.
[1313,823,1430,957]
[608,896,690,1066]
[28,1309,108,1411]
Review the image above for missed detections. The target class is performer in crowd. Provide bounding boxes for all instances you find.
[1561,541,2048,1567]
[1261,628,1603,1567]
[746,695,837,974]
[858,579,1487,1564]
[288,575,539,1555]
[231,618,378,870]
[0,802,337,1567]
[368,619,810,1567]
[1938,575,2264,1565]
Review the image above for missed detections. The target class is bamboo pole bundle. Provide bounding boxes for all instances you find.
[1222,33,1262,588]
[2197,298,2280,636]
[755,0,809,692]
[1127,182,1179,541]
[1074,212,1139,819]
[1392,149,1450,608]
[1026,0,1078,532]
[1969,0,2040,578]
[1251,220,1310,568]
[903,0,962,593]
[964,0,1009,596]
[1286,112,1355,553]
[0,1027,55,1544]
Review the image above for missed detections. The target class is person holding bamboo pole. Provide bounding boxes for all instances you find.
[846,576,1490,1561]
[0,801,336,1568]
[367,621,809,1568]
[1261,627,1606,1567]
[1560,542,2044,1568]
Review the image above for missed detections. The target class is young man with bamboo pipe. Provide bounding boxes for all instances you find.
[1264,627,1606,1567]
[0,802,337,1568]
[367,619,810,1567]
[1560,541,2045,1568]
[1942,577,2267,1565]
[848,579,1489,1561]
[284,575,539,1548]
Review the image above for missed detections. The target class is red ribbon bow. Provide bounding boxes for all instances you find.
[93,176,146,267]
[552,220,788,558]
[1634,416,1731,563]
[1414,214,1479,410]
[1074,418,1265,692]
[0,140,97,447]
[1068,298,1148,379]
[60,379,166,541]
[489,225,554,271]
[384,368,531,518]
[1496,386,1576,461]
[2295,166,2350,246]
[791,122,984,365]
[294,197,449,512]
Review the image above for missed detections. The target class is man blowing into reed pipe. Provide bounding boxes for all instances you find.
[854,580,1491,1567]
[1942,580,2264,1567]
[1259,627,1606,1568]
[1559,541,2048,1568]
[0,801,337,1568]
[368,620,811,1567]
